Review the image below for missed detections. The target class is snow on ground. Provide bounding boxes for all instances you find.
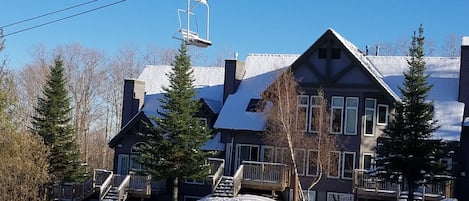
[199,194,276,201]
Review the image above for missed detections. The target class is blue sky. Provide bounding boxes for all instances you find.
[1,0,468,70]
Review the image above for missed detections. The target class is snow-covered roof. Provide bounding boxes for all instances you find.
[367,56,463,140]
[330,29,400,101]
[200,132,225,151]
[214,54,299,131]
[138,65,225,117]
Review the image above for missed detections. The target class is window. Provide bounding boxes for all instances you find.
[130,142,147,172]
[184,179,205,185]
[344,97,358,135]
[328,151,341,178]
[199,118,208,127]
[309,96,321,133]
[274,147,291,164]
[235,144,259,168]
[332,48,341,59]
[342,152,356,179]
[318,48,327,59]
[330,97,344,134]
[294,149,306,175]
[364,98,376,136]
[297,95,309,131]
[377,104,388,125]
[306,150,319,176]
[261,146,274,162]
[362,153,374,171]
[327,192,354,201]
[246,98,264,112]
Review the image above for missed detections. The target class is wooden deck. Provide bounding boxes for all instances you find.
[353,169,455,201]
[52,169,151,201]
[241,161,290,191]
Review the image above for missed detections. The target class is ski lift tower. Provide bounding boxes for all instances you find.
[174,0,211,48]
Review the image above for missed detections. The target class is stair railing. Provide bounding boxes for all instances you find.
[98,173,113,201]
[233,165,244,197]
[208,158,225,193]
[117,175,131,201]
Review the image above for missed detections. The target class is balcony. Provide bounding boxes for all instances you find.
[353,169,455,201]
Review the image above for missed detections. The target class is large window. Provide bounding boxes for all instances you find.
[235,144,259,168]
[342,152,356,179]
[377,104,389,125]
[364,98,376,136]
[328,151,341,178]
[309,96,321,133]
[297,95,309,131]
[344,97,358,135]
[261,146,274,162]
[294,149,306,175]
[330,97,344,134]
[327,192,354,201]
[306,150,319,176]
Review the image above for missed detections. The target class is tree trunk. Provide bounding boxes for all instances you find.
[293,172,298,201]
[173,177,179,201]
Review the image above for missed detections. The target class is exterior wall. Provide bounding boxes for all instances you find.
[456,125,469,200]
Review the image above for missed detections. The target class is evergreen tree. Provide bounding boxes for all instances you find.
[376,25,444,201]
[139,43,211,201]
[31,56,85,183]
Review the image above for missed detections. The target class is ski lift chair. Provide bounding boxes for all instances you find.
[174,0,212,48]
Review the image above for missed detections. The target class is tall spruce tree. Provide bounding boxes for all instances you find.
[139,43,210,201]
[376,25,444,201]
[31,56,85,183]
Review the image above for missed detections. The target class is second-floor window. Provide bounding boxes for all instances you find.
[328,151,341,178]
[344,97,359,135]
[330,97,344,134]
[296,95,309,131]
[364,98,377,136]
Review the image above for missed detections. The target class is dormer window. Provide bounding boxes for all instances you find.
[246,99,264,112]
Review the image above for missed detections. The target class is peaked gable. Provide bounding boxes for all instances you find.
[291,29,399,101]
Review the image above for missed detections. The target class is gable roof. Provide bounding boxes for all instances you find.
[138,65,225,117]
[214,29,464,140]
[292,28,400,101]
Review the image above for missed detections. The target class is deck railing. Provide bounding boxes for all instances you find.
[129,175,152,197]
[117,175,130,201]
[233,165,244,197]
[353,169,455,201]
[241,161,290,191]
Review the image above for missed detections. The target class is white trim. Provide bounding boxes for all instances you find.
[341,152,356,179]
[261,145,274,162]
[327,151,341,179]
[344,97,359,135]
[377,104,389,125]
[361,152,374,170]
[225,142,233,175]
[234,144,259,169]
[294,149,306,176]
[297,95,309,132]
[330,96,344,134]
[364,98,377,136]
[306,149,319,176]
[117,154,130,175]
[309,95,321,133]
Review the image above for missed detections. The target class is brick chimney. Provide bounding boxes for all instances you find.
[223,59,246,103]
[459,37,469,117]
[121,79,145,128]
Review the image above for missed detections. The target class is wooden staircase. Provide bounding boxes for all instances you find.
[212,176,235,197]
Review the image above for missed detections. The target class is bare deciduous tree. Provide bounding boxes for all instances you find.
[262,69,338,201]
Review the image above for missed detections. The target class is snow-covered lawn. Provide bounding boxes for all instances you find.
[199,194,276,201]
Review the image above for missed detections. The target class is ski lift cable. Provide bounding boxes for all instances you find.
[1,0,99,29]
[3,0,127,37]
